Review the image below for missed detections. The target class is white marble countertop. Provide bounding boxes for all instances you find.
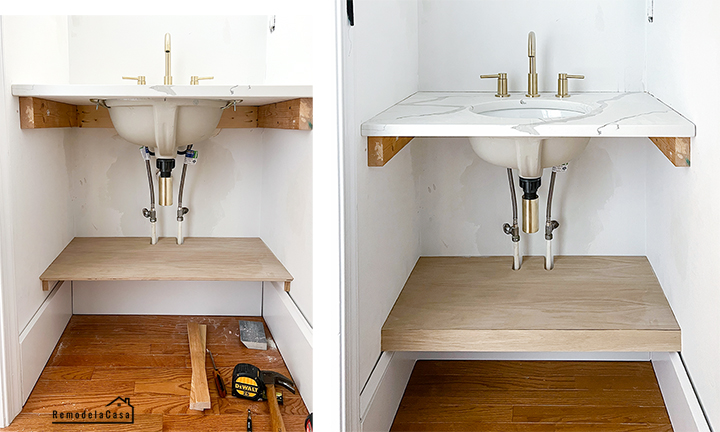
[361,92,695,138]
[11,84,312,106]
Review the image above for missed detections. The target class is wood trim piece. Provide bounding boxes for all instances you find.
[216,106,258,128]
[41,280,65,292]
[258,98,313,130]
[650,137,691,167]
[367,136,414,167]
[382,256,681,352]
[187,322,210,411]
[19,97,77,129]
[77,105,113,128]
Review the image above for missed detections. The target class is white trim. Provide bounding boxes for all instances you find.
[359,352,415,432]
[0,17,23,427]
[263,281,313,412]
[652,352,711,432]
[18,281,72,403]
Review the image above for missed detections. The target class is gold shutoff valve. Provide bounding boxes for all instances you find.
[190,76,214,85]
[556,73,584,98]
[122,76,146,85]
[480,73,510,98]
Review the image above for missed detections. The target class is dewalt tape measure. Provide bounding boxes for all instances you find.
[232,363,264,400]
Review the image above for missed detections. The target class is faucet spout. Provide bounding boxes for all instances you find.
[526,31,539,97]
[164,33,172,85]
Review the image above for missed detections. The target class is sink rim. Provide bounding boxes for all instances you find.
[105,98,229,108]
[470,98,595,119]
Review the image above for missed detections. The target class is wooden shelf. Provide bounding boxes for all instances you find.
[382,256,680,352]
[40,237,293,292]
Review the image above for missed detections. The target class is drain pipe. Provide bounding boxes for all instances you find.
[503,168,522,270]
[176,145,194,245]
[544,168,562,270]
[140,147,158,245]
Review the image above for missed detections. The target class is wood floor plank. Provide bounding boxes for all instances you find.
[39,367,95,381]
[15,315,307,432]
[513,406,671,424]
[4,413,162,431]
[390,361,672,432]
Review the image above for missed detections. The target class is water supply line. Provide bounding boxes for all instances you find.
[503,168,522,270]
[545,169,561,270]
[176,145,193,245]
[141,147,158,245]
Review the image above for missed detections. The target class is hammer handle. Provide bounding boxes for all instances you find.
[266,383,286,432]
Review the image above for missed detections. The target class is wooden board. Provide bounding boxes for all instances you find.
[77,105,113,128]
[187,323,210,411]
[391,360,672,432]
[367,136,414,166]
[11,315,308,431]
[382,256,680,352]
[216,106,258,128]
[650,137,691,167]
[258,98,313,130]
[19,97,78,129]
[39,237,293,288]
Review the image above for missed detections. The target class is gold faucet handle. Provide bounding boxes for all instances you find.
[122,76,146,85]
[190,76,214,85]
[556,73,584,98]
[480,73,510,98]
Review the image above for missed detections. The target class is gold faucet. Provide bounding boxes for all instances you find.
[526,31,539,97]
[556,73,585,98]
[164,33,172,85]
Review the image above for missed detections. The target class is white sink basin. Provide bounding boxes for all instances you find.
[469,99,593,177]
[105,98,227,158]
[471,99,593,120]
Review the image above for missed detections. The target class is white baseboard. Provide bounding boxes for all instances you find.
[73,281,262,315]
[652,352,711,432]
[18,281,72,403]
[359,352,416,432]
[262,281,313,412]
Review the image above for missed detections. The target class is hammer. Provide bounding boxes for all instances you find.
[262,371,296,432]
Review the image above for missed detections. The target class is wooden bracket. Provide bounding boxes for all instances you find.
[19,97,312,131]
[367,136,414,166]
[258,98,313,130]
[41,280,65,292]
[649,137,691,167]
[20,97,77,129]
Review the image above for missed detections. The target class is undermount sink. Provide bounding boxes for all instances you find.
[470,99,593,120]
[105,98,228,158]
[469,99,593,177]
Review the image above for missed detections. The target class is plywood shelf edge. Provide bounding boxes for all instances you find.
[19,96,312,131]
[39,237,293,291]
[382,256,681,353]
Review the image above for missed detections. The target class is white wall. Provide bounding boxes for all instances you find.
[418,0,647,93]
[349,0,421,389]
[0,15,73,333]
[414,137,648,257]
[646,0,720,428]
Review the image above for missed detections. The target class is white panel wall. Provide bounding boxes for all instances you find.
[646,0,720,428]
[414,137,648,257]
[265,15,313,85]
[260,129,313,324]
[68,16,268,85]
[0,16,74,332]
[418,0,647,92]
[350,0,421,386]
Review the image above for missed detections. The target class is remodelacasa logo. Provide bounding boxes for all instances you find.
[52,396,134,424]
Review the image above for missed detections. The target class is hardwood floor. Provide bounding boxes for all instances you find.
[390,361,672,432]
[6,315,308,431]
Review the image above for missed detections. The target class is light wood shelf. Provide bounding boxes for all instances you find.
[40,237,293,292]
[382,256,680,352]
